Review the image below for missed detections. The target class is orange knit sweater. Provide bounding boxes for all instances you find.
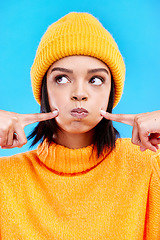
[0,138,160,240]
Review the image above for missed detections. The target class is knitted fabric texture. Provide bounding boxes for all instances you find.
[31,12,125,107]
[1,139,160,239]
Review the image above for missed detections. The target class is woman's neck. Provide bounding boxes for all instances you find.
[53,130,94,149]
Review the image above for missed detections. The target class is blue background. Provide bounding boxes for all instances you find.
[0,0,160,156]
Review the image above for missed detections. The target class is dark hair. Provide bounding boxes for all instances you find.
[28,73,119,157]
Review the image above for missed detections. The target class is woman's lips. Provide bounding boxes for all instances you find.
[71,108,88,119]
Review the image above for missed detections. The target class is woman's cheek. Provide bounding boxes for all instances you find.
[47,89,63,111]
[87,109,103,127]
[54,105,69,126]
[48,98,57,112]
[101,97,110,111]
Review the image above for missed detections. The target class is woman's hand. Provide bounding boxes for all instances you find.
[0,109,59,149]
[100,110,160,152]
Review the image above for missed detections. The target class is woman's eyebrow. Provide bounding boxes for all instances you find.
[51,67,73,73]
[51,67,109,75]
[88,68,109,75]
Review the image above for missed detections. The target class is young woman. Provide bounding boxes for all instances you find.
[0,12,160,240]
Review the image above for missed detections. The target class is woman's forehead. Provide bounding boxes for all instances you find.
[48,56,111,74]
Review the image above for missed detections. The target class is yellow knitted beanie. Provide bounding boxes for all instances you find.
[31,12,125,107]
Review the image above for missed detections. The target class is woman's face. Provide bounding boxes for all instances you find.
[47,56,111,135]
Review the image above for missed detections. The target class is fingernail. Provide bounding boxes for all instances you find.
[100,110,106,115]
[151,146,157,152]
[1,146,7,149]
[140,147,146,152]
[52,110,59,114]
[154,147,157,152]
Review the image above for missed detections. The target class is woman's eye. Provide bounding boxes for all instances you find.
[89,77,104,86]
[55,76,70,84]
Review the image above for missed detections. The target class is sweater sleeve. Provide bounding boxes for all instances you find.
[144,153,160,240]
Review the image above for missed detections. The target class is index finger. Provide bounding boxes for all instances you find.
[100,110,135,126]
[20,110,59,127]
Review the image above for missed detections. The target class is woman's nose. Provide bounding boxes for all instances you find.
[71,95,88,101]
[71,83,88,101]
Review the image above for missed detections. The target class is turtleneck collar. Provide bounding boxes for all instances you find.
[37,139,118,175]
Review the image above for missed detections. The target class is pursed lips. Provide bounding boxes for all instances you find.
[71,108,89,119]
